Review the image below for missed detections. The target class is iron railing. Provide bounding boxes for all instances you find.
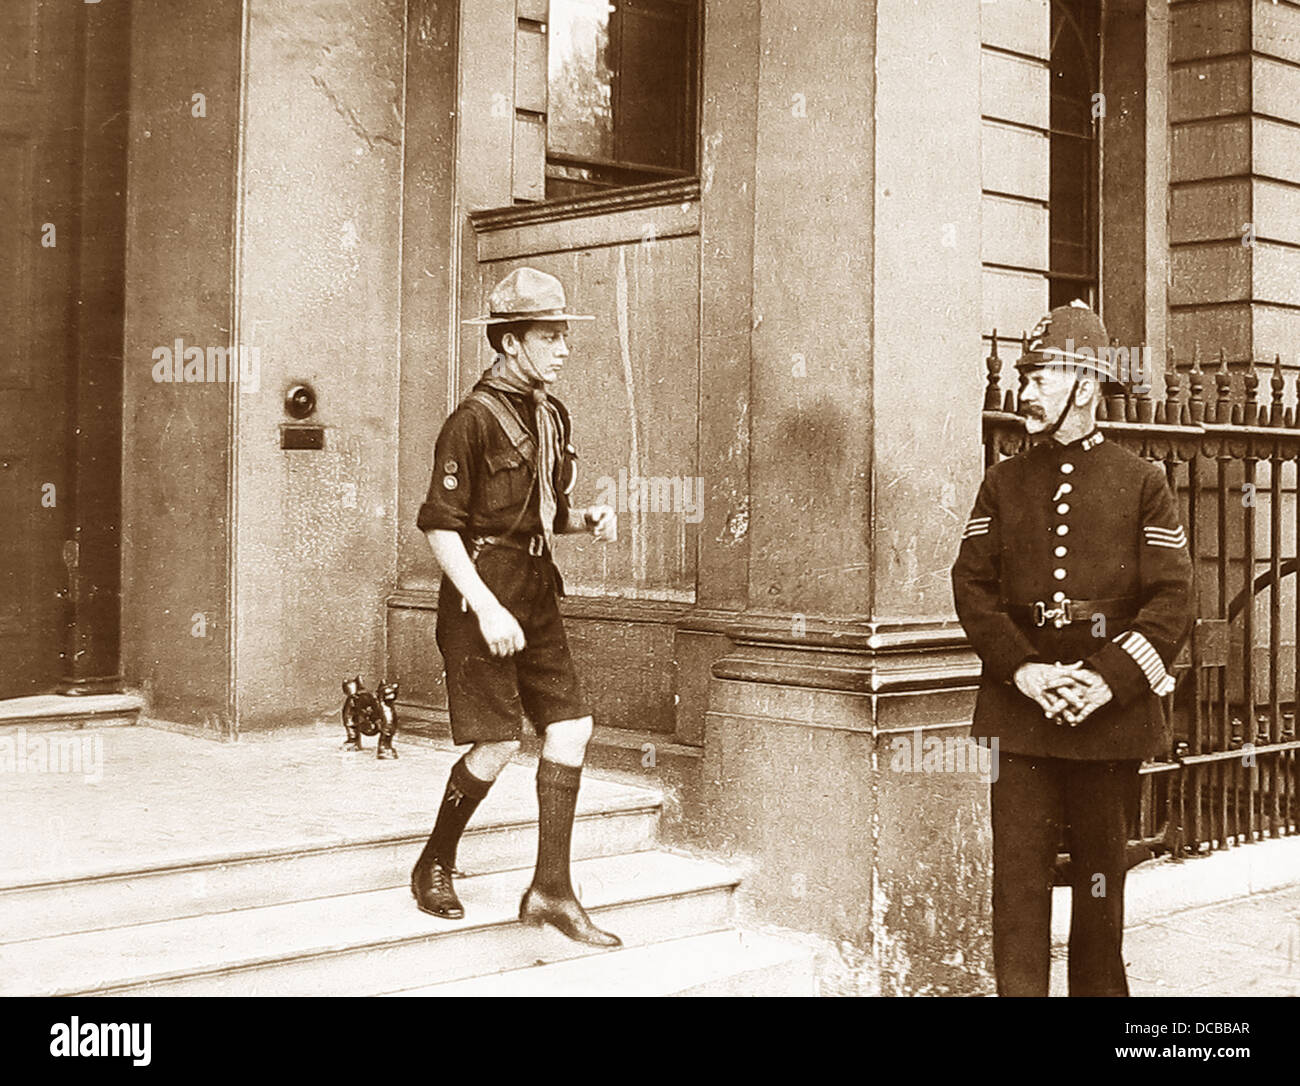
[983,333,1300,861]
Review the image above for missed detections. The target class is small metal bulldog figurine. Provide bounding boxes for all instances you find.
[340,677,400,759]
[375,681,400,760]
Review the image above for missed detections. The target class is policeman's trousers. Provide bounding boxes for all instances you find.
[990,752,1140,997]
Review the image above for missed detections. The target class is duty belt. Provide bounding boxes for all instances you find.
[1005,596,1136,629]
[470,533,547,557]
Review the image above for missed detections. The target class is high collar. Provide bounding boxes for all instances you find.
[1032,427,1104,454]
[1064,427,1104,451]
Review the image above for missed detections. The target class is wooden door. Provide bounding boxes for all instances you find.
[0,0,82,697]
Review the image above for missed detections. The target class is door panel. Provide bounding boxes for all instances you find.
[0,0,80,696]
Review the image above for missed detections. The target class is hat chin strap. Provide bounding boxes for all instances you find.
[513,340,546,387]
[1044,372,1081,438]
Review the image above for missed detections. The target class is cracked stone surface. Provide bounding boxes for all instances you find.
[1051,883,1300,996]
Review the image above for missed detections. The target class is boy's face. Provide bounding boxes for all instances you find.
[506,322,570,385]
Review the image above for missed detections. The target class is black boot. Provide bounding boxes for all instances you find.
[519,760,621,948]
[411,756,494,919]
[519,884,621,946]
[412,857,463,919]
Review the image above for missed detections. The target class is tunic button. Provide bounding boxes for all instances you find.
[1057,503,1070,515]
[1053,591,1066,602]
[1059,483,1072,495]
[1055,546,1067,557]
[1054,568,1067,580]
[1061,463,1074,474]
[1056,525,1069,536]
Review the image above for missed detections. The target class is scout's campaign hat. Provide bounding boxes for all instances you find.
[1016,300,1118,382]
[463,267,595,325]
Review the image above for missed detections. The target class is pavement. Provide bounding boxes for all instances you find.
[1049,851,1300,997]
[1120,883,1300,996]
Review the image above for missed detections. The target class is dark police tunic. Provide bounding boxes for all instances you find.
[952,428,1196,996]
[952,429,1194,761]
[417,373,587,742]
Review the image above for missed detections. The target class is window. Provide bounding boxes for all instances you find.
[1048,0,1100,309]
[537,0,699,201]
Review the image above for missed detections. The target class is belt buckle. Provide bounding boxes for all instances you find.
[527,535,545,557]
[1033,601,1068,628]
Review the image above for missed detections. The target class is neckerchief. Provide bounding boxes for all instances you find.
[478,355,562,550]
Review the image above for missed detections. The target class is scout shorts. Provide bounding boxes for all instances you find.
[435,546,589,744]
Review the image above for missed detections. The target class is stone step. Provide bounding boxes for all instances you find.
[0,851,739,997]
[0,693,143,732]
[1,725,664,942]
[0,800,658,944]
[386,928,817,997]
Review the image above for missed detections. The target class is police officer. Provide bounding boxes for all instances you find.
[411,267,621,948]
[951,301,1194,996]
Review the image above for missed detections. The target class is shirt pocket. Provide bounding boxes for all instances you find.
[481,446,534,514]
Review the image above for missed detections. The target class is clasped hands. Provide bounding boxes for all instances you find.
[1013,661,1113,728]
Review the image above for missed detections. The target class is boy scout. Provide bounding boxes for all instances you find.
[411,267,621,948]
[951,302,1194,996]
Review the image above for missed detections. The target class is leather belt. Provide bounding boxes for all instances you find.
[1005,597,1136,629]
[471,533,547,557]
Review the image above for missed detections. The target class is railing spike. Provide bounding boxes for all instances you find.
[1129,336,1153,424]
[1162,345,1181,427]
[1215,347,1232,426]
[984,330,1003,411]
[1188,352,1205,426]
[1243,357,1260,427]
[1270,352,1285,427]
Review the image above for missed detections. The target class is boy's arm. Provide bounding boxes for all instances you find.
[418,409,525,657]
[424,531,524,657]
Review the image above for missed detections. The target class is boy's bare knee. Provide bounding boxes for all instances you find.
[541,717,594,767]
[465,739,522,780]
[553,716,593,742]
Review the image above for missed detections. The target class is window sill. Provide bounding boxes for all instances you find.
[468,176,701,261]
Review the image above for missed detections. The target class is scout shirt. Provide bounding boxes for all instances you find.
[417,374,577,589]
[951,429,1195,761]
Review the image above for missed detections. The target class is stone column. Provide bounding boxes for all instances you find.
[230,0,405,729]
[699,0,990,994]
[121,0,408,734]
[1169,0,1300,364]
[121,0,244,734]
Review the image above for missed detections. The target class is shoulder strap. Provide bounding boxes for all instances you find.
[466,388,540,540]
[467,389,537,462]
[547,393,573,450]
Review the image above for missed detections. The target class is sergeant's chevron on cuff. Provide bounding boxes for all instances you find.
[1115,629,1176,696]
